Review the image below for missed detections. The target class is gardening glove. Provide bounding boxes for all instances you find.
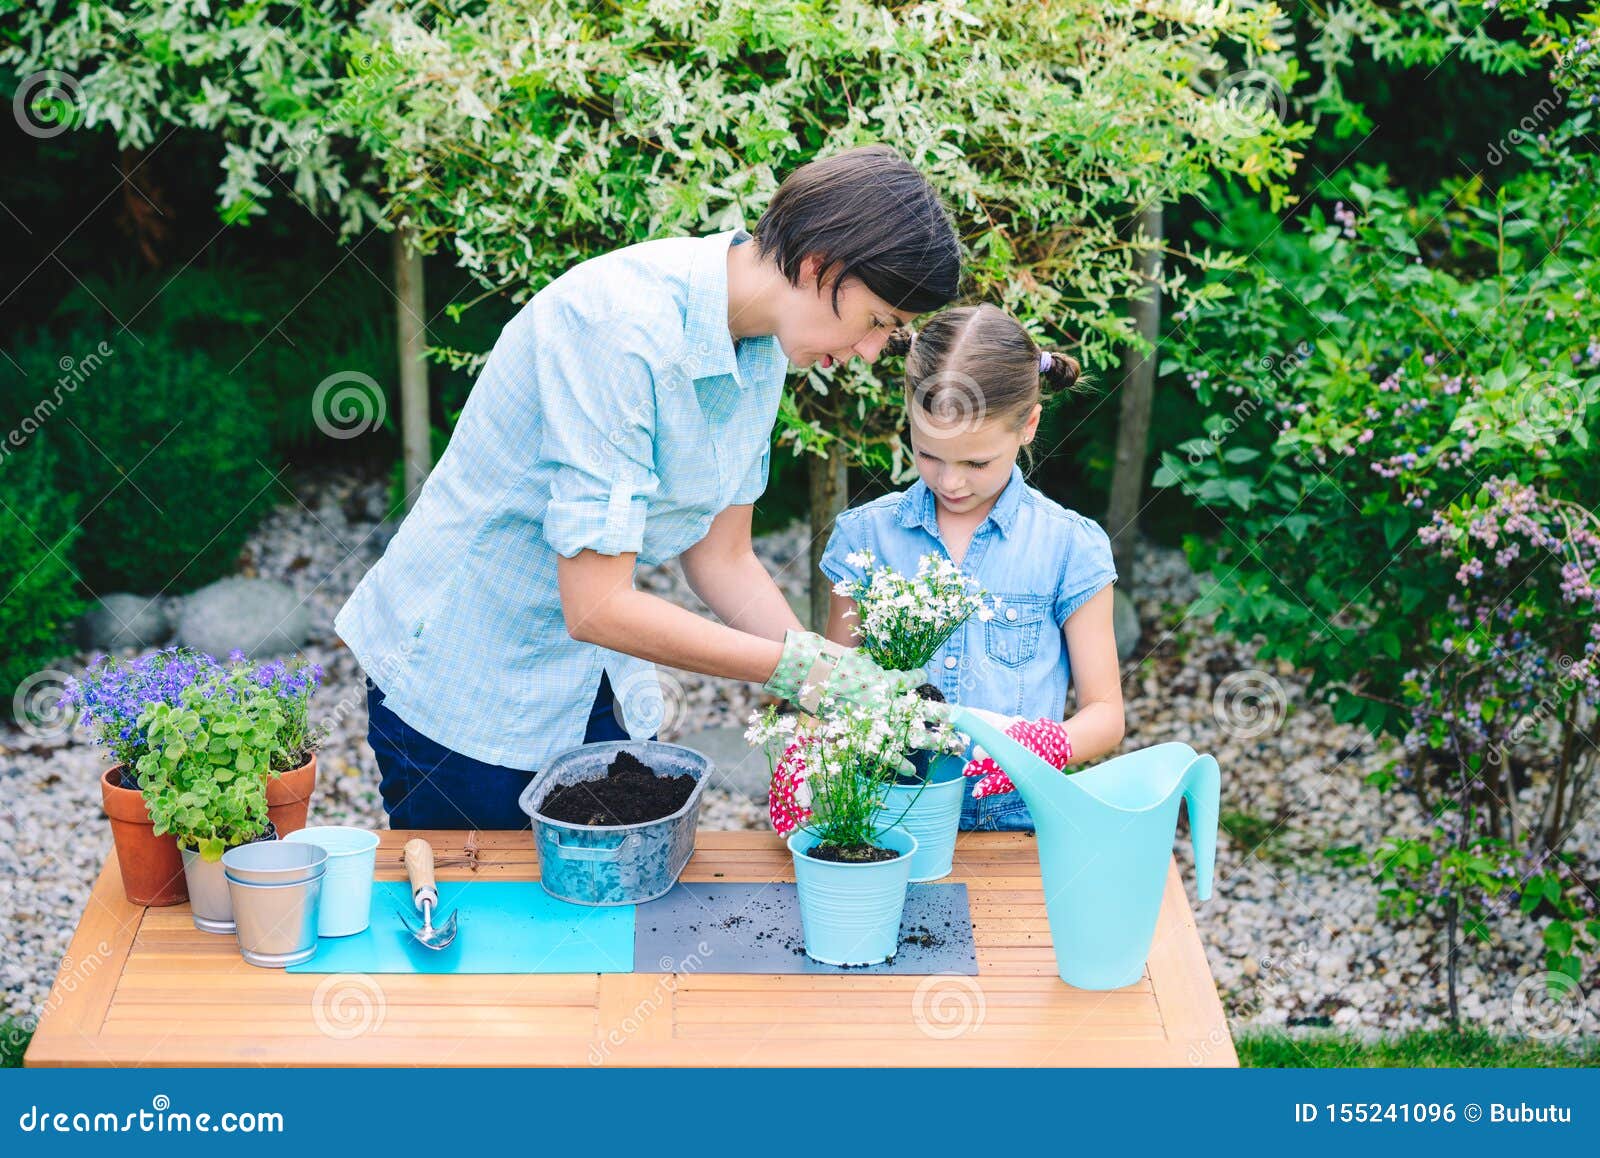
[960,711,1074,799]
[763,629,925,714]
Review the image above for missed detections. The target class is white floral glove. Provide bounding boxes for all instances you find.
[763,630,925,713]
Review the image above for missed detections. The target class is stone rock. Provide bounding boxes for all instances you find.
[174,577,311,659]
[675,725,773,801]
[75,594,171,651]
[1113,586,1141,662]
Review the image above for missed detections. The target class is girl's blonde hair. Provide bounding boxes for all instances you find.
[886,304,1086,435]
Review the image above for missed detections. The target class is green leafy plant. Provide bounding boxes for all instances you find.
[135,664,290,861]
[1155,112,1600,1015]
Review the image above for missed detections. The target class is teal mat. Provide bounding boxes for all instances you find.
[287,881,635,974]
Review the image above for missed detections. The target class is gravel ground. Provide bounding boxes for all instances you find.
[2,465,1594,1048]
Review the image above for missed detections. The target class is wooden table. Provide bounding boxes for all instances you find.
[26,830,1236,1067]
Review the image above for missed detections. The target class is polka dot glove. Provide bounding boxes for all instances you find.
[962,717,1073,798]
[762,630,925,713]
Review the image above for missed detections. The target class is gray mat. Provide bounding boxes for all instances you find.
[633,882,978,975]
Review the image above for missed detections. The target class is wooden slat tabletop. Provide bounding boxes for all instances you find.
[25,830,1236,1067]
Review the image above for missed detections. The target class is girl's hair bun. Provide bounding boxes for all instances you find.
[884,327,916,359]
[1039,350,1082,393]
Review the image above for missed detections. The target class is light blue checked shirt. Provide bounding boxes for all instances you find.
[335,228,788,771]
[820,466,1117,720]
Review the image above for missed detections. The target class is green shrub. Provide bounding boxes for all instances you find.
[1,328,277,594]
[0,436,84,710]
[1156,116,1600,1009]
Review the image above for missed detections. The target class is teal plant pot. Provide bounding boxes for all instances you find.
[285,826,379,937]
[872,755,965,882]
[787,825,917,966]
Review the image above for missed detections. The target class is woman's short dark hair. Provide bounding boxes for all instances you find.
[754,145,962,315]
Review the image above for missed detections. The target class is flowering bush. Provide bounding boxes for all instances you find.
[747,691,967,850]
[1155,109,1600,1004]
[835,551,995,672]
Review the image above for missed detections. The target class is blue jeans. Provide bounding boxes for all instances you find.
[959,785,1036,832]
[366,672,641,829]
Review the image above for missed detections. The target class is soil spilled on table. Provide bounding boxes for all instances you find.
[539,750,695,826]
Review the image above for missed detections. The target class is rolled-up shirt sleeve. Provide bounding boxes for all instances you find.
[730,441,772,507]
[538,307,662,558]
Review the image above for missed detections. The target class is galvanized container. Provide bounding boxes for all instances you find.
[518,740,709,906]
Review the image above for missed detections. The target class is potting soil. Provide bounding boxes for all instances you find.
[539,749,697,826]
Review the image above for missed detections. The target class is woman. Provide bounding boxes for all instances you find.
[335,145,963,828]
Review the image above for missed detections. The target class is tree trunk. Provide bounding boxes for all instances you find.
[394,225,432,509]
[1105,203,1165,591]
[807,446,850,634]
[1444,894,1460,1026]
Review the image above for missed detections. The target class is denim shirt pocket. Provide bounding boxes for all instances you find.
[984,594,1049,668]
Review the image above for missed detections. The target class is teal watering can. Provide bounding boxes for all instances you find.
[950,707,1220,990]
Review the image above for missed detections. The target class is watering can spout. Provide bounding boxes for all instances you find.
[1181,752,1220,903]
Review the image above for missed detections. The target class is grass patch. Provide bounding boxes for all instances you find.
[2,1018,33,1068]
[1221,808,1296,865]
[1239,1027,1600,1067]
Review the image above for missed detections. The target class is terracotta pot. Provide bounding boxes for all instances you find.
[99,766,187,907]
[267,754,318,836]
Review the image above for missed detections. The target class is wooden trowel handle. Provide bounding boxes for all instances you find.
[404,838,438,909]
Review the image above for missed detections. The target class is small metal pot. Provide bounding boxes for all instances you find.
[180,847,236,934]
[223,867,326,968]
[221,839,326,885]
[180,825,280,934]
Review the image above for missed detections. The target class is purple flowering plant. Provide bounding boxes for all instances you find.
[1157,130,1600,1010]
[62,649,325,784]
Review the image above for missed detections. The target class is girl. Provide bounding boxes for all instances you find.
[335,146,962,829]
[821,304,1126,831]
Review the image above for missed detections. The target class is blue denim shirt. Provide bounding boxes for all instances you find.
[820,467,1117,829]
[335,228,787,771]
